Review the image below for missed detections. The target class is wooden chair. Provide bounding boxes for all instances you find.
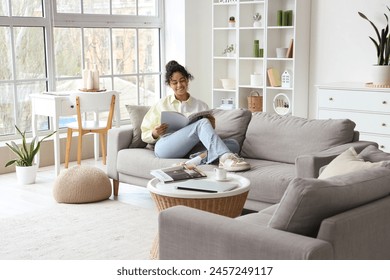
[64,92,116,168]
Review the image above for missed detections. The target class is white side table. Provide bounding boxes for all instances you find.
[30,91,120,175]
[147,171,250,259]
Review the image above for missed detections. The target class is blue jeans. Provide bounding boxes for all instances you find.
[154,118,239,164]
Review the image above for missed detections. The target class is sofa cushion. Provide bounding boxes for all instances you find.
[319,147,385,179]
[241,113,356,163]
[358,145,390,162]
[242,158,295,204]
[213,108,252,147]
[125,105,150,148]
[268,167,390,237]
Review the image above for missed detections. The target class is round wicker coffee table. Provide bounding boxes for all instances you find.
[147,171,250,259]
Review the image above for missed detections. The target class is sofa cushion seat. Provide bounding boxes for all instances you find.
[237,204,279,226]
[241,158,295,204]
[236,212,272,227]
[268,167,390,237]
[242,113,356,164]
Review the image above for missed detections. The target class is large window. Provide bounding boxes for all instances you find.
[0,0,163,138]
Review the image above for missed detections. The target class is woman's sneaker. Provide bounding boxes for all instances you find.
[184,155,204,166]
[219,153,251,172]
[174,151,207,168]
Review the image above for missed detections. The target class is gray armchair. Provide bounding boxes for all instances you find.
[159,167,390,260]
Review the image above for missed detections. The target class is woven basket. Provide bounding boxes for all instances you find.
[150,191,249,218]
[247,90,263,112]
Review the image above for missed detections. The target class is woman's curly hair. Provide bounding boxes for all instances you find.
[165,60,194,85]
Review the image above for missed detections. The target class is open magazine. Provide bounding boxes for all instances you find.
[161,110,213,134]
[150,165,207,182]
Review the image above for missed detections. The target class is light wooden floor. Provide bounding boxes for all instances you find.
[0,159,155,218]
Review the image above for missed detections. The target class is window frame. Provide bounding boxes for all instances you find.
[0,0,165,141]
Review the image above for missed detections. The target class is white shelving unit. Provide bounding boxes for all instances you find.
[212,0,311,117]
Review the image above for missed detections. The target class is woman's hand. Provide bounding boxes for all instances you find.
[205,115,216,129]
[152,123,168,139]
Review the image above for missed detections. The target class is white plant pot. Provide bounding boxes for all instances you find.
[16,165,38,185]
[372,65,390,86]
[253,21,261,27]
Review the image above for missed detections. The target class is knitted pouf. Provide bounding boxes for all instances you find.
[53,165,112,203]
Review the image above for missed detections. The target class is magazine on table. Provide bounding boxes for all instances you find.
[161,109,213,134]
[150,165,207,183]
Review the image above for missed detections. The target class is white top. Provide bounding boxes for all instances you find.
[316,82,390,92]
[147,171,250,199]
[141,94,209,144]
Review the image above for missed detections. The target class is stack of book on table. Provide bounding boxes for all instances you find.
[150,166,238,193]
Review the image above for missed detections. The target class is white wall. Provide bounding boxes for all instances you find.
[309,0,389,117]
[185,0,212,104]
[165,0,390,117]
[164,0,186,65]
[164,0,212,103]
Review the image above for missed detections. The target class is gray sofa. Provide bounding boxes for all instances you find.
[159,166,390,259]
[107,108,375,211]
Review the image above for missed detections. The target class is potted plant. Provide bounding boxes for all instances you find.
[228,16,235,28]
[5,125,56,184]
[358,6,390,86]
[222,44,235,57]
[253,13,262,27]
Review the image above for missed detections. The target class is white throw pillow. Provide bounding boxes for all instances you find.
[318,147,384,179]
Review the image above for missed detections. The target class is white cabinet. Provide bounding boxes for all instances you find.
[317,83,390,152]
[211,0,311,117]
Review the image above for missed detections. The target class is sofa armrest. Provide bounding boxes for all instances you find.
[159,206,333,260]
[107,125,134,180]
[317,196,390,260]
[295,140,377,178]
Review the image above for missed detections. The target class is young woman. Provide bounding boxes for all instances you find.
[141,60,250,171]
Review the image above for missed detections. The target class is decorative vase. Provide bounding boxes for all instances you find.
[253,40,260,57]
[372,65,390,86]
[250,73,263,86]
[16,165,38,185]
[220,78,236,90]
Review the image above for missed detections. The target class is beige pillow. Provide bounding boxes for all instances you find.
[318,147,384,179]
[125,105,150,148]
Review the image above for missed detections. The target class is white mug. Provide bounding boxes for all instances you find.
[214,167,227,181]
